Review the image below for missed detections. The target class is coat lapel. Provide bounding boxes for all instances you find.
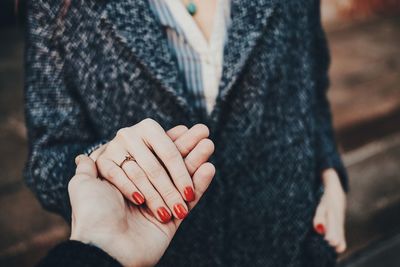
[209,0,278,125]
[98,0,278,125]
[98,0,198,120]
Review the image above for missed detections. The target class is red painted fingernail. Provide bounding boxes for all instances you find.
[184,186,195,202]
[132,192,145,205]
[157,207,171,223]
[315,224,326,235]
[174,204,188,219]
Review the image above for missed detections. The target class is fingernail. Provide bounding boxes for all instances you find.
[132,192,145,205]
[315,223,326,235]
[157,207,171,223]
[173,204,188,219]
[184,186,195,202]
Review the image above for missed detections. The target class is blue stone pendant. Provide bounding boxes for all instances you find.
[187,2,197,16]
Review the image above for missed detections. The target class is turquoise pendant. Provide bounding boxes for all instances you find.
[186,2,197,16]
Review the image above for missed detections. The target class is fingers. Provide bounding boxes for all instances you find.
[184,138,215,176]
[187,162,215,209]
[336,237,347,253]
[174,162,215,228]
[121,159,173,223]
[325,212,340,248]
[314,200,347,254]
[132,119,195,203]
[124,129,190,220]
[336,214,347,253]
[174,124,209,157]
[335,209,347,253]
[94,120,215,225]
[166,125,189,141]
[167,124,214,175]
[325,211,347,253]
[96,143,145,206]
[97,157,145,206]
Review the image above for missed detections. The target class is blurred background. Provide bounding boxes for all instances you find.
[0,0,399,266]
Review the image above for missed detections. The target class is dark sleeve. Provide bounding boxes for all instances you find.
[310,0,349,192]
[35,240,122,267]
[23,0,108,221]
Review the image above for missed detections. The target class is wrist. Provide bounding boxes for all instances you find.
[321,168,345,195]
[322,168,338,185]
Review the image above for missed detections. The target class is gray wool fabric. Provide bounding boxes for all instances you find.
[23,0,349,266]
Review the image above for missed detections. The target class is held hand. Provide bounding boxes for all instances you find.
[91,119,212,223]
[313,168,347,253]
[69,153,215,267]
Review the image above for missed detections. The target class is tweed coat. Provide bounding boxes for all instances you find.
[24,0,349,266]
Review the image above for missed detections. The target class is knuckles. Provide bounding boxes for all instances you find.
[106,165,121,181]
[116,127,131,140]
[139,118,161,130]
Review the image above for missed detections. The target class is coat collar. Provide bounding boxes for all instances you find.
[99,0,277,123]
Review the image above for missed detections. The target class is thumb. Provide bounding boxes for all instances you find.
[74,154,98,178]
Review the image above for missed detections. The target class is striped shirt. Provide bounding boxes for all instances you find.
[148,0,232,118]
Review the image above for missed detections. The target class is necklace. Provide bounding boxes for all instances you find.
[184,0,197,16]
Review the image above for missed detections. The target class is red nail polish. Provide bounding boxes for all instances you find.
[184,186,195,202]
[174,204,188,219]
[157,207,171,223]
[315,224,326,235]
[132,192,145,205]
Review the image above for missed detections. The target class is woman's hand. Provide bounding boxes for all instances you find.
[313,168,347,254]
[90,119,211,224]
[69,136,215,267]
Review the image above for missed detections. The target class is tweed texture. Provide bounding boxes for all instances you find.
[23,0,349,266]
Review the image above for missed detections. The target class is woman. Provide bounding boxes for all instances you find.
[24,0,348,266]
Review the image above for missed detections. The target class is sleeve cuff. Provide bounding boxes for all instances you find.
[35,240,122,267]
